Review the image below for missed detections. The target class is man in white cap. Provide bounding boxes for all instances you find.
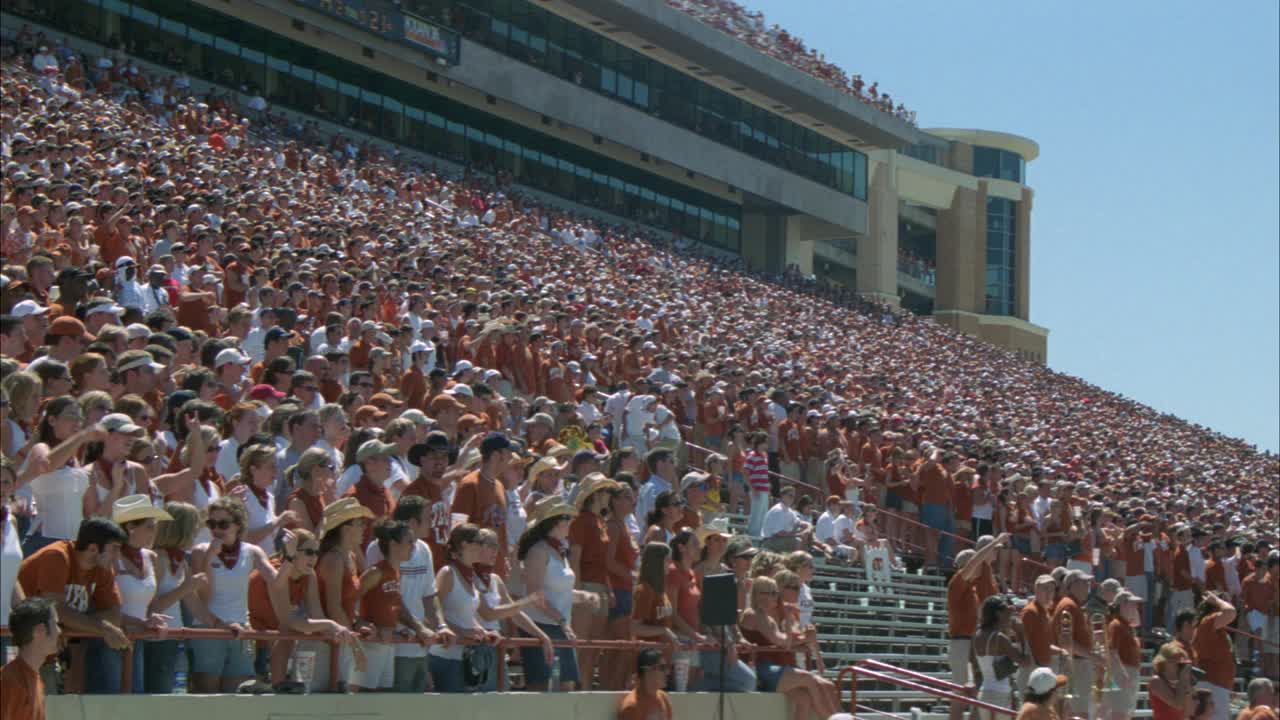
[212,347,251,409]
[10,300,49,359]
[1051,568,1098,719]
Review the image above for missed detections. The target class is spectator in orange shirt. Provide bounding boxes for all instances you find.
[568,473,621,690]
[616,648,674,720]
[0,597,59,720]
[1103,590,1144,720]
[16,517,130,693]
[918,448,956,569]
[1192,592,1237,720]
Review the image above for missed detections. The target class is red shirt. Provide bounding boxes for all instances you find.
[665,562,701,632]
[569,511,611,586]
[0,659,44,720]
[452,471,509,577]
[345,478,393,547]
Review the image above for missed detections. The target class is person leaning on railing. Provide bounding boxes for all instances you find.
[16,516,130,694]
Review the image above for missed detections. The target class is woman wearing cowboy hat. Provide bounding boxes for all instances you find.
[111,494,175,693]
[568,472,621,690]
[307,497,376,692]
[518,495,604,690]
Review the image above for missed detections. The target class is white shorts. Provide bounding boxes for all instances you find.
[948,638,971,685]
[355,641,395,689]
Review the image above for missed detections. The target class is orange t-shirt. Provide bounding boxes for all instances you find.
[1192,612,1235,689]
[1204,559,1227,592]
[918,462,952,506]
[616,688,673,720]
[17,540,121,612]
[345,480,393,548]
[632,583,673,629]
[318,554,359,621]
[452,471,509,577]
[1108,618,1141,668]
[0,659,44,720]
[1051,596,1090,656]
[1020,600,1054,665]
[1241,571,1274,613]
[947,572,979,637]
[248,563,310,631]
[360,560,402,628]
[1238,707,1280,720]
[569,511,611,586]
[395,481,451,572]
[975,562,999,604]
[609,521,638,591]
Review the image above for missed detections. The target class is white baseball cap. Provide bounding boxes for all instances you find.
[1026,667,1067,695]
[214,348,251,369]
[11,300,49,318]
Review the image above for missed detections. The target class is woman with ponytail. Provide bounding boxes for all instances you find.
[473,527,553,691]
[429,523,501,692]
[150,502,207,693]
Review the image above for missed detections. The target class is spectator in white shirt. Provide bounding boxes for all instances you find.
[32,46,58,74]
[762,486,811,553]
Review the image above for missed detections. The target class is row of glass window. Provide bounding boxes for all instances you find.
[402,0,868,200]
[984,197,1018,316]
[973,145,1026,184]
[20,0,743,250]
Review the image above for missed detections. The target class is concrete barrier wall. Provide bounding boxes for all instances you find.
[48,691,786,720]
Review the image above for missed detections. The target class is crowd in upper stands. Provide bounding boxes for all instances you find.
[0,24,1278,720]
[666,0,917,124]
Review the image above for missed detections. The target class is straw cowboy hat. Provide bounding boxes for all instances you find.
[322,497,376,537]
[112,494,173,525]
[528,495,577,530]
[694,515,732,545]
[574,472,621,509]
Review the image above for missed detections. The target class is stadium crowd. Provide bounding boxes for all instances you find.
[1,27,1278,720]
[666,0,917,124]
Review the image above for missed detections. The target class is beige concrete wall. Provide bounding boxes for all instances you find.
[1016,187,1033,321]
[49,691,786,720]
[859,159,899,303]
[935,184,985,315]
[783,214,858,278]
[934,310,1049,363]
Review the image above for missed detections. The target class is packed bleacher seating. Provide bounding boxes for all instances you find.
[666,0,918,125]
[1,26,1278,720]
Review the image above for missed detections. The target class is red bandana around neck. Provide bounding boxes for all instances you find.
[216,541,243,570]
[451,559,476,585]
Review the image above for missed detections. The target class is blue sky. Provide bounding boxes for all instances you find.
[744,0,1280,452]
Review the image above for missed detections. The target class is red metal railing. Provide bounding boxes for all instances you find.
[836,659,1016,717]
[0,625,778,693]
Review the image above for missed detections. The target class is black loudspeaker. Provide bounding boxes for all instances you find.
[700,572,738,627]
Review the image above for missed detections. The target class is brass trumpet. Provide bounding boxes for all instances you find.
[1092,612,1107,707]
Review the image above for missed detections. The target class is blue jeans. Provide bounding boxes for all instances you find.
[85,638,124,694]
[697,649,757,692]
[920,503,954,566]
[747,490,770,538]
[427,655,468,692]
[1145,572,1157,629]
[520,623,579,687]
[146,639,181,693]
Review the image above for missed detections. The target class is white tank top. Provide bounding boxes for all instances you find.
[244,490,276,553]
[976,634,1012,693]
[477,575,502,632]
[155,556,186,629]
[429,568,479,661]
[192,479,221,547]
[524,543,575,627]
[27,465,89,539]
[0,514,23,622]
[116,550,158,621]
[207,543,252,624]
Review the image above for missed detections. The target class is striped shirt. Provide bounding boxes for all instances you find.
[744,450,771,493]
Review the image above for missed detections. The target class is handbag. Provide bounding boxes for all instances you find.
[992,654,1017,681]
[463,645,493,687]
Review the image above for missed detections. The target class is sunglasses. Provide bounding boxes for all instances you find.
[296,547,320,557]
[206,518,236,530]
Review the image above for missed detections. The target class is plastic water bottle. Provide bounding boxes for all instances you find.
[548,655,561,691]
[673,653,690,692]
[173,647,189,694]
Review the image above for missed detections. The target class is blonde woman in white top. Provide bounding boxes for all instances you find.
[111,495,176,693]
[149,501,210,693]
